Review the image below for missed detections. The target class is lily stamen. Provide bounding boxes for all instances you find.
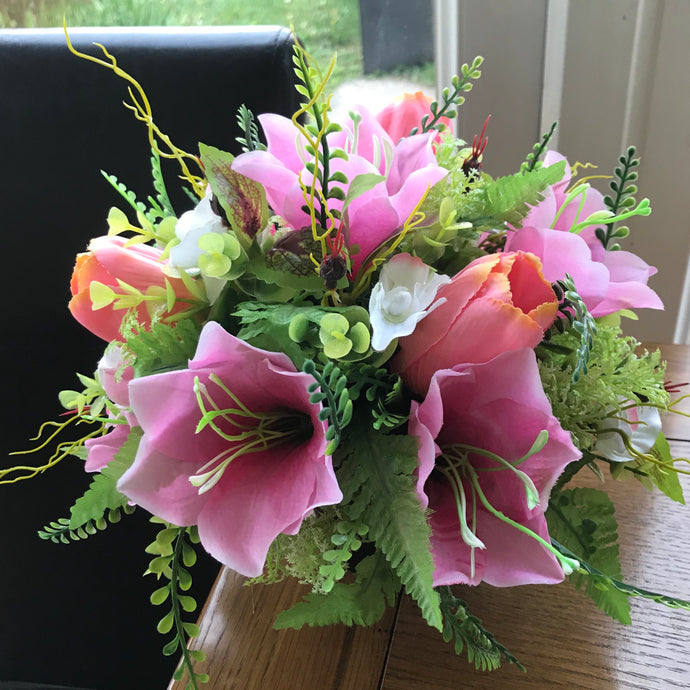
[191,374,311,494]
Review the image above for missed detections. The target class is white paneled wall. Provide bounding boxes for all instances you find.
[434,0,690,343]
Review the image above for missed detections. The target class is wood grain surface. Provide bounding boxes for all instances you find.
[170,344,690,690]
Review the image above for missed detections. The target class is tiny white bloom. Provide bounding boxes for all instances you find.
[594,397,662,462]
[369,253,450,352]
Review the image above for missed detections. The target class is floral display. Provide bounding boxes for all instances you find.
[5,37,690,687]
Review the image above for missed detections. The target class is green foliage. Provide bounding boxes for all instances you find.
[38,427,142,543]
[303,359,353,455]
[410,56,484,136]
[521,121,558,173]
[546,487,630,623]
[347,362,408,430]
[124,318,202,377]
[543,275,598,382]
[474,161,567,230]
[234,301,370,367]
[319,519,369,593]
[438,586,524,671]
[552,538,690,614]
[538,323,668,454]
[428,159,566,251]
[600,146,640,250]
[149,145,176,218]
[274,551,397,629]
[101,170,149,218]
[235,104,265,153]
[147,524,207,689]
[336,426,442,631]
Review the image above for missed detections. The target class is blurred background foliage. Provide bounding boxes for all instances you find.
[0,0,434,88]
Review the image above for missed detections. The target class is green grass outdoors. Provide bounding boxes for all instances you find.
[0,0,434,89]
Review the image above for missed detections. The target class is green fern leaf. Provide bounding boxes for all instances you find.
[546,487,631,623]
[274,552,397,629]
[68,426,143,530]
[438,586,524,671]
[124,319,202,377]
[337,427,442,631]
[475,160,566,228]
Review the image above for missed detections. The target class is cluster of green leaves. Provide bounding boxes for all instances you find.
[409,56,484,137]
[39,427,142,543]
[538,323,668,453]
[147,523,207,689]
[347,363,408,430]
[600,146,640,250]
[234,301,371,368]
[438,586,525,671]
[541,274,598,382]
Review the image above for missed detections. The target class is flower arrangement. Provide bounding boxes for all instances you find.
[4,35,690,687]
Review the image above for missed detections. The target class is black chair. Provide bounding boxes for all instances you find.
[0,26,300,690]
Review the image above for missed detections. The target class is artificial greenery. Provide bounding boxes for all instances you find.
[39,426,142,542]
[147,523,207,689]
[336,426,442,631]
[520,121,558,174]
[235,103,265,153]
[410,56,484,136]
[552,539,690,614]
[303,359,353,455]
[274,550,398,629]
[600,146,640,250]
[438,586,525,671]
[546,487,630,623]
[538,323,668,453]
[542,274,598,382]
[124,318,202,377]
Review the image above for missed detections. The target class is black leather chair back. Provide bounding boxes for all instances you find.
[0,26,299,689]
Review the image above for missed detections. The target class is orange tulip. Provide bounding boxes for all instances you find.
[392,251,557,396]
[69,236,195,341]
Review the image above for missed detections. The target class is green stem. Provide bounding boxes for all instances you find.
[467,466,578,574]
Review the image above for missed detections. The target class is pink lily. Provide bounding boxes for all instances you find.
[409,348,581,587]
[232,107,447,277]
[117,322,342,577]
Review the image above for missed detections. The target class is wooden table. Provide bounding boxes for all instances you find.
[170,344,690,689]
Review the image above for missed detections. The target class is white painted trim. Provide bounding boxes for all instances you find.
[540,0,569,150]
[620,0,664,154]
[433,0,459,102]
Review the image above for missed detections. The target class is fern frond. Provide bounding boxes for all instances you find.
[546,487,630,623]
[337,427,442,631]
[474,161,566,229]
[274,551,397,629]
[438,586,524,671]
[124,318,202,377]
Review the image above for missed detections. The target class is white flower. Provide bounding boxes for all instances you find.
[594,397,662,462]
[169,192,225,271]
[369,253,450,351]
